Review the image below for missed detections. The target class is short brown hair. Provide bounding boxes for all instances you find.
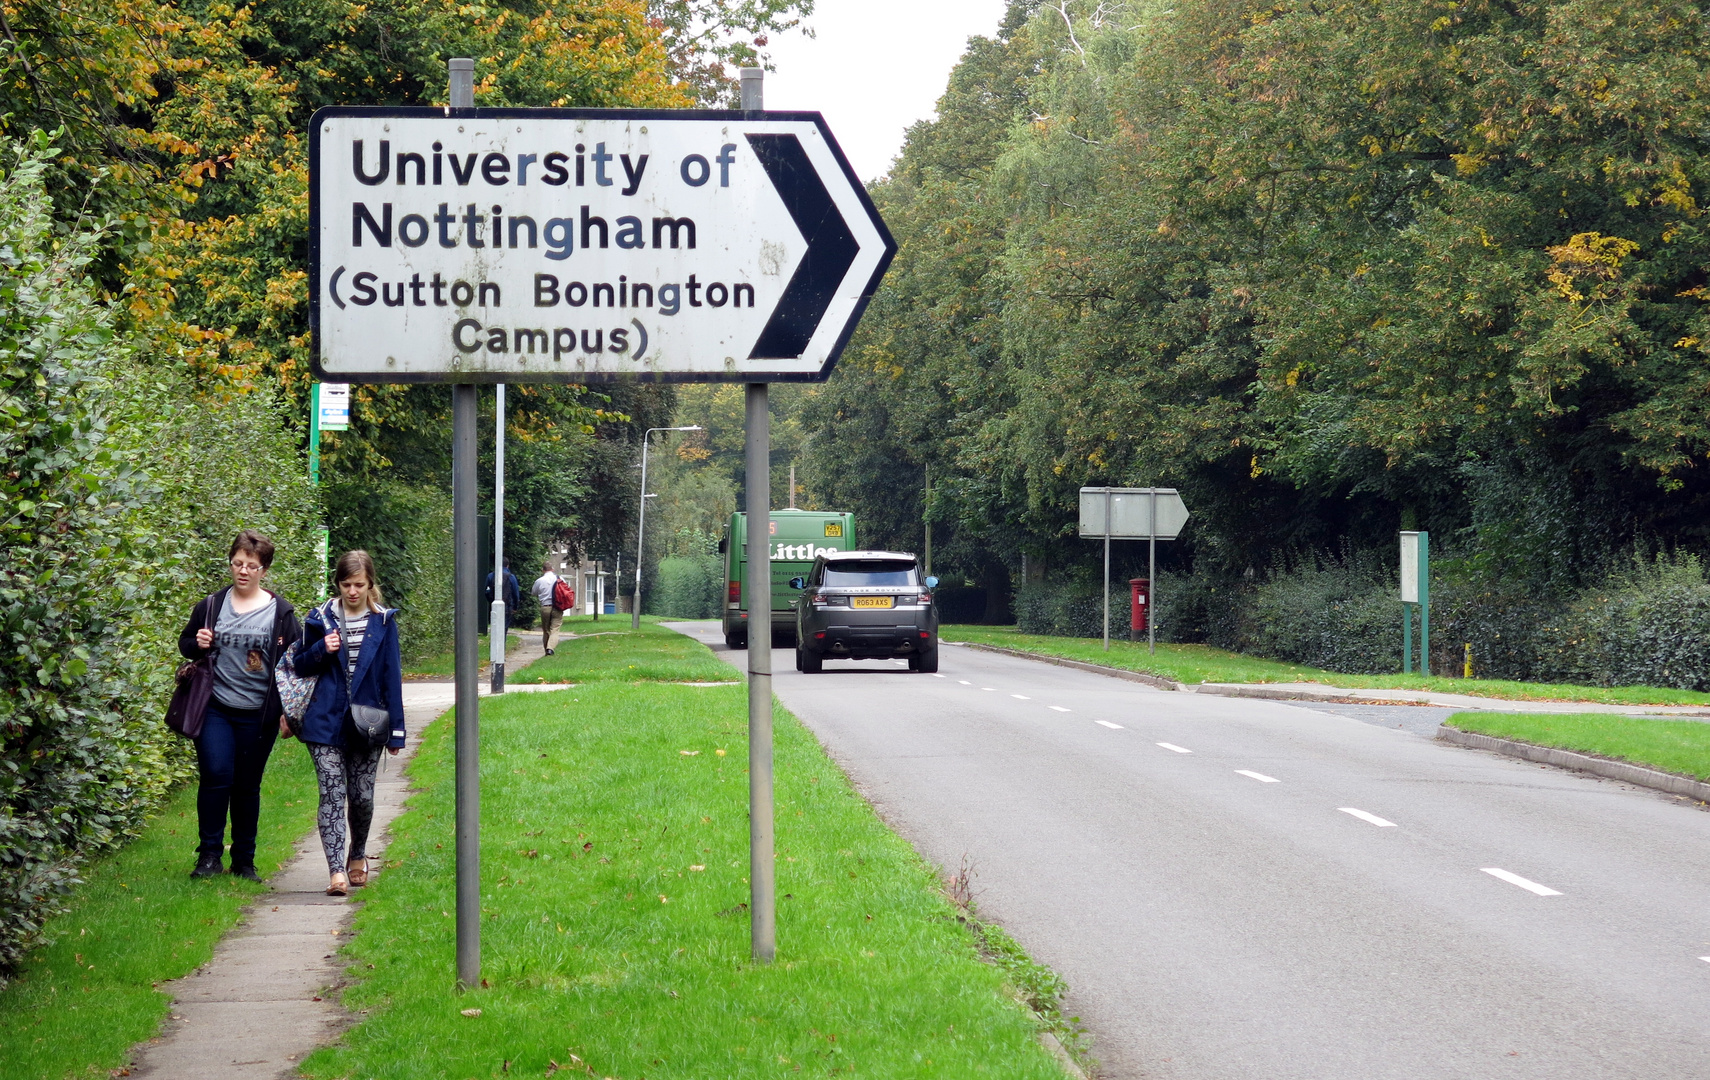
[228,529,275,569]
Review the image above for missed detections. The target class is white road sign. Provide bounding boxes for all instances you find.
[317,382,350,430]
[1078,487,1191,540]
[309,108,895,383]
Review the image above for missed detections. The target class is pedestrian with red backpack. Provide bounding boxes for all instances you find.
[533,560,573,655]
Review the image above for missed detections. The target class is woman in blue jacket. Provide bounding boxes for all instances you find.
[294,550,406,896]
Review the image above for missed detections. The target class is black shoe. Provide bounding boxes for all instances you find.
[546,648,554,655]
[190,854,223,878]
[229,864,261,882]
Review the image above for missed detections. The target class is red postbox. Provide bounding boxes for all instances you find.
[1129,578,1150,638]
[1128,581,1155,642]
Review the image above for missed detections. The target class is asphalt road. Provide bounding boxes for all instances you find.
[667,622,1710,1080]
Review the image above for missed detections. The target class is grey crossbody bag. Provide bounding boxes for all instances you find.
[333,605,391,748]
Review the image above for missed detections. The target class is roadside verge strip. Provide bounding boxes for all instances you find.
[1437,725,1710,803]
[950,641,1184,691]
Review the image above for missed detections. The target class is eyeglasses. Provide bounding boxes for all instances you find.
[230,561,264,573]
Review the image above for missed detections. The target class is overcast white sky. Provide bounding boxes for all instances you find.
[760,1,1013,182]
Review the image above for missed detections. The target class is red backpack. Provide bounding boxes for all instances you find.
[552,578,575,611]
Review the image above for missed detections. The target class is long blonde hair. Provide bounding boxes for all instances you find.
[334,549,387,611]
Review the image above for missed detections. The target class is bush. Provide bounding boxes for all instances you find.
[327,481,453,663]
[0,136,326,980]
[935,586,988,624]
[649,554,722,619]
[1015,580,1108,638]
[1232,562,1400,674]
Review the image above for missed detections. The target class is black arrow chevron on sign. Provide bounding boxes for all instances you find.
[745,133,860,360]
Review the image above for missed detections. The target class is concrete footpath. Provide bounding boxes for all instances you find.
[128,636,571,1080]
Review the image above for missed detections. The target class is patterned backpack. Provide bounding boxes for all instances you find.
[273,638,318,737]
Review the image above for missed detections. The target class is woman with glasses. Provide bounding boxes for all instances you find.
[176,529,302,880]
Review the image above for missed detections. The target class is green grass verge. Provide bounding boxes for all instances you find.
[512,616,737,684]
[1447,711,1710,781]
[0,742,320,1080]
[301,683,1073,1079]
[405,634,520,679]
[939,625,1710,707]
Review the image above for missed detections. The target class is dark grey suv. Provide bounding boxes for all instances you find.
[791,551,940,673]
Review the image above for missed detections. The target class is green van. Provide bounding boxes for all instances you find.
[720,510,858,648]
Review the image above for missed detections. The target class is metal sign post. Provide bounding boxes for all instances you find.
[1079,488,1191,656]
[490,382,507,693]
[309,59,893,985]
[1400,530,1430,674]
[1103,489,1112,651]
[741,68,776,966]
[446,58,482,994]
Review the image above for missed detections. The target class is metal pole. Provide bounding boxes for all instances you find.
[309,382,322,484]
[741,65,775,966]
[1403,603,1413,674]
[1148,488,1157,655]
[789,463,797,510]
[1103,489,1111,652]
[923,463,931,580]
[1420,531,1431,676]
[448,57,480,993]
[490,383,506,693]
[633,435,649,630]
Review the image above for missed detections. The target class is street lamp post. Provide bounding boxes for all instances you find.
[633,425,702,630]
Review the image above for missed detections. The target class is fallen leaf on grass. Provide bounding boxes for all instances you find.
[679,750,700,756]
[689,865,705,872]
[461,1007,482,1017]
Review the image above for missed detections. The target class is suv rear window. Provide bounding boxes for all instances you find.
[822,560,918,588]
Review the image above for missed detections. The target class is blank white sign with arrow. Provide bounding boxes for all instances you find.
[310,108,895,384]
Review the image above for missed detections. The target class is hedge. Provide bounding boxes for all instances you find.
[0,138,324,980]
[1022,553,1710,690]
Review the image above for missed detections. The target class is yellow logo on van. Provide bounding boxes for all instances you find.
[824,523,843,537]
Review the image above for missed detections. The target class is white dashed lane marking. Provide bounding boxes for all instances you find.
[1338,807,1397,828]
[1481,868,1561,896]
[1048,706,1071,713]
[982,687,997,692]
[1096,720,1124,730]
[931,673,945,678]
[1012,694,1031,700]
[1156,742,1193,754]
[1236,770,1280,783]
[959,681,972,686]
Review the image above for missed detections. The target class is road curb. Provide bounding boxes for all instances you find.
[949,641,1183,691]
[1190,683,1437,707]
[1437,725,1710,802]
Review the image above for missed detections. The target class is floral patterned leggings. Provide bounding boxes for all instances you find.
[306,742,384,875]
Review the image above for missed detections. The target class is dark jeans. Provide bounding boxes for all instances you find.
[194,700,278,866]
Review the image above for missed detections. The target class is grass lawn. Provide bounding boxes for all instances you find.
[0,740,321,1080]
[940,626,1710,708]
[405,634,520,679]
[301,658,1072,1078]
[1447,711,1710,781]
[512,616,737,685]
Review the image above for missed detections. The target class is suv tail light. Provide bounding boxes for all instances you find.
[917,592,933,604]
[728,580,741,603]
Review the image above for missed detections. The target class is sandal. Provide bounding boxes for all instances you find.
[346,858,369,887]
[326,873,349,897]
